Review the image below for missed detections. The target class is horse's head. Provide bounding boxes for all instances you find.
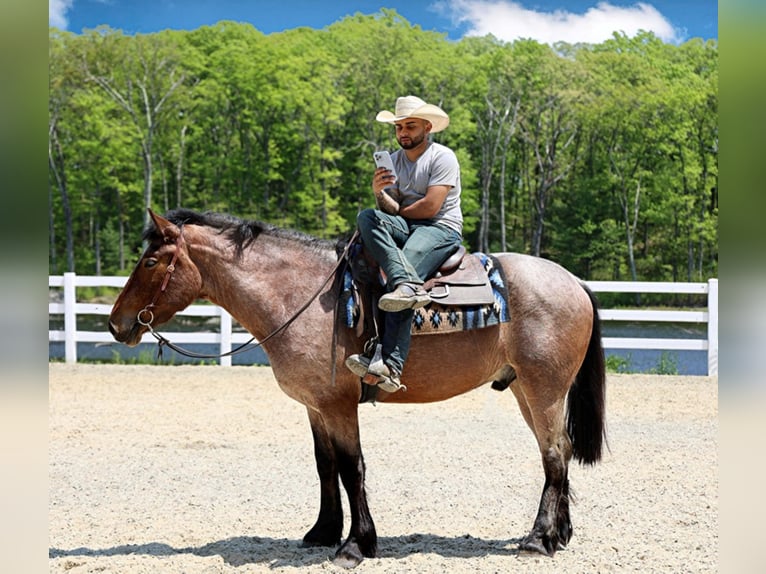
[109,209,203,346]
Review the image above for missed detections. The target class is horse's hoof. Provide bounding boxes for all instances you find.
[519,535,556,557]
[332,537,375,569]
[332,553,363,569]
[332,546,365,569]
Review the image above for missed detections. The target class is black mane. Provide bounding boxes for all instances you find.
[145,209,337,257]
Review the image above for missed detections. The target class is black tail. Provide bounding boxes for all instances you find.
[567,283,607,465]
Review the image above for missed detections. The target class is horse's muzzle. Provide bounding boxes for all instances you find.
[108,319,143,346]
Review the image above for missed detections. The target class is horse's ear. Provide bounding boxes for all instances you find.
[148,209,180,242]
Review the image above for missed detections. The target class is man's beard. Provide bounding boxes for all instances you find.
[398,132,426,150]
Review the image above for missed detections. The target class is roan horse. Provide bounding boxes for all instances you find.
[108,208,606,568]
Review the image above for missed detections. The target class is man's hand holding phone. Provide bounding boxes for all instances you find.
[373,151,397,186]
[372,150,400,214]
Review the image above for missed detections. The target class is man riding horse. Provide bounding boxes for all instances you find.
[345,95,464,393]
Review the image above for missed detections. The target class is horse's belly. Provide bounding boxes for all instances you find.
[381,327,505,403]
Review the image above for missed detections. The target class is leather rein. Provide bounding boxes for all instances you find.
[136,225,358,362]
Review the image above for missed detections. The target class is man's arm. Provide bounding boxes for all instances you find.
[375,189,400,215]
[372,166,400,215]
[398,185,450,219]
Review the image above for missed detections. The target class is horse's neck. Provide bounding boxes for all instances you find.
[191,230,337,341]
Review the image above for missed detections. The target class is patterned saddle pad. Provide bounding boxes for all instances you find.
[340,252,510,336]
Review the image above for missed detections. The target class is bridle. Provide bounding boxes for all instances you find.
[135,224,358,362]
[136,230,186,330]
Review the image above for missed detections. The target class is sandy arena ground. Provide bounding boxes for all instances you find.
[49,364,718,573]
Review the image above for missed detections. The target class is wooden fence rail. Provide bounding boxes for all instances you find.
[49,273,718,375]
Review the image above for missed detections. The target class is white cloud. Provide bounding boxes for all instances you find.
[435,0,681,44]
[49,0,75,29]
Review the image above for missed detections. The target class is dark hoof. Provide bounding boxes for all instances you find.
[332,552,363,569]
[519,534,557,557]
[332,544,365,569]
[332,537,376,569]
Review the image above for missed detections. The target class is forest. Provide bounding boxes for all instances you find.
[48,9,717,284]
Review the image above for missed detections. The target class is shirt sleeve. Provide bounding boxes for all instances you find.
[428,147,460,188]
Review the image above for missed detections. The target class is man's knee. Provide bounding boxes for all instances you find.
[356,208,378,232]
[357,207,375,223]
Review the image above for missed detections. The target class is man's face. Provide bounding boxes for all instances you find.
[395,119,431,150]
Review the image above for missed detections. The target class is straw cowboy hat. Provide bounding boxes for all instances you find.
[376,95,450,133]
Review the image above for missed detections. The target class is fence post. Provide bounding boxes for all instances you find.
[707,278,718,376]
[220,309,232,367]
[63,272,77,364]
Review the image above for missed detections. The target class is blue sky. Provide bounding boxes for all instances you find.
[50,0,717,45]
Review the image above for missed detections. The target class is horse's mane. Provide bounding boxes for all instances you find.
[146,209,337,257]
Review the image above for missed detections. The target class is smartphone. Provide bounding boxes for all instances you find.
[373,150,397,184]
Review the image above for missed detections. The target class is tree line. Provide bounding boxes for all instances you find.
[49,9,717,284]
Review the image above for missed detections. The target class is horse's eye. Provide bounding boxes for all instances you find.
[144,258,158,269]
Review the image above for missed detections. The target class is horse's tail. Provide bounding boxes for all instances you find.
[567,283,607,466]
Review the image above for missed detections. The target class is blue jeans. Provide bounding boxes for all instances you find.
[356,209,462,373]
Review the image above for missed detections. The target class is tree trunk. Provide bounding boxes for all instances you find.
[48,177,57,274]
[94,184,102,275]
[142,138,153,232]
[499,153,507,252]
[116,188,126,271]
[49,123,75,272]
[176,124,187,208]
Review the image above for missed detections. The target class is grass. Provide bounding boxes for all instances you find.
[605,351,679,375]
[606,353,633,374]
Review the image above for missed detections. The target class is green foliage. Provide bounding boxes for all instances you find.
[102,349,218,366]
[605,353,633,374]
[76,285,124,302]
[648,352,680,375]
[48,14,717,281]
[109,349,167,365]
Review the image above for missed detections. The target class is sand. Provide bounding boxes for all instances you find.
[49,364,718,573]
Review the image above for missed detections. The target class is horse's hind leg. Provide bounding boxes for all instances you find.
[302,409,344,548]
[511,380,573,556]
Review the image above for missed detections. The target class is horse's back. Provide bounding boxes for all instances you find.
[493,252,586,300]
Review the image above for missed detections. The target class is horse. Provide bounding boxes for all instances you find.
[108,208,606,568]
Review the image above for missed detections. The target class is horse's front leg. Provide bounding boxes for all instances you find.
[301,406,377,568]
[327,409,378,568]
[302,408,343,548]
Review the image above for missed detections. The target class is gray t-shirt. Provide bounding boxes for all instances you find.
[388,142,463,234]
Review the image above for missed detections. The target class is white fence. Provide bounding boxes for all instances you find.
[49,273,718,375]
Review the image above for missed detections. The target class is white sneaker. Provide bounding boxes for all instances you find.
[344,354,405,393]
[378,283,430,312]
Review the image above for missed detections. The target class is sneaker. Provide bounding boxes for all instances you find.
[378,282,430,312]
[375,365,405,393]
[345,353,371,378]
[344,354,406,393]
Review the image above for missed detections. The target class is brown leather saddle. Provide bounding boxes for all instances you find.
[346,240,495,324]
[422,245,495,306]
